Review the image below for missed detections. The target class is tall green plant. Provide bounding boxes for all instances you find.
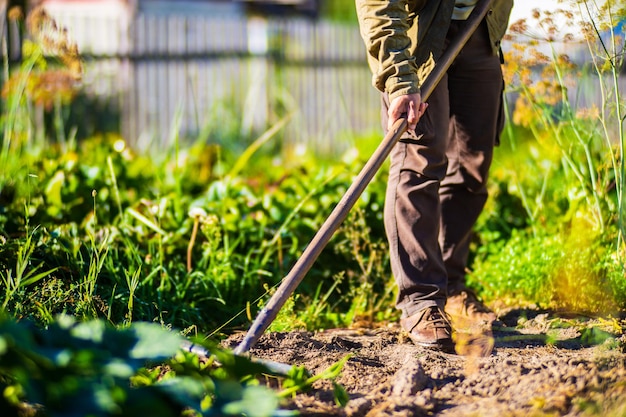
[504,1,624,240]
[471,0,626,310]
[575,0,626,250]
[1,7,82,172]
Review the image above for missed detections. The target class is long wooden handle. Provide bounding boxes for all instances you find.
[234,117,407,355]
[234,0,495,355]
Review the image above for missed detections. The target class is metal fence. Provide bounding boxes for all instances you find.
[48,7,382,155]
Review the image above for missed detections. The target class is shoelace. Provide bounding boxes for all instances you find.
[425,308,451,329]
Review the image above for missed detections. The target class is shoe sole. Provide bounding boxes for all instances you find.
[408,336,456,353]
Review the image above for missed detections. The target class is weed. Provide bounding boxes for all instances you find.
[0,224,58,311]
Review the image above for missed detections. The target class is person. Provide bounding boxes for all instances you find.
[355,0,514,352]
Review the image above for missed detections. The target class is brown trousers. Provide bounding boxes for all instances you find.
[381,20,505,318]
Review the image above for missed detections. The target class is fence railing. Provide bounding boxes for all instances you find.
[44,7,382,155]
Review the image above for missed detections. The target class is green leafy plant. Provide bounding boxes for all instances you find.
[0,314,304,416]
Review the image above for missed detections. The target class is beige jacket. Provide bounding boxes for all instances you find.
[356,0,514,102]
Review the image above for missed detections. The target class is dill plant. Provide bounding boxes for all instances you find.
[470,0,626,313]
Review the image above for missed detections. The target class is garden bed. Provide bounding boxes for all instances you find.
[224,308,626,416]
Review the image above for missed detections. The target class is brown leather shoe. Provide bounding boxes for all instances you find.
[401,306,454,352]
[445,289,497,331]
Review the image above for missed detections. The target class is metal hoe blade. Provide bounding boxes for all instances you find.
[181,340,296,376]
[235,0,496,356]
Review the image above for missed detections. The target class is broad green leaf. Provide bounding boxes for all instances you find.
[44,170,65,208]
[93,383,124,415]
[154,376,206,411]
[70,319,106,344]
[103,359,135,378]
[220,384,279,417]
[128,322,183,360]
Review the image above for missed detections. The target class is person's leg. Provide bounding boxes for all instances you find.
[382,77,450,318]
[439,20,505,325]
[381,70,454,351]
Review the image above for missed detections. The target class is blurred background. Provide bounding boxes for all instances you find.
[0,0,622,155]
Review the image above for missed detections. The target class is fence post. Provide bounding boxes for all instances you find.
[242,15,269,137]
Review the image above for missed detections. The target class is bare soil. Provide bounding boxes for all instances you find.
[223,308,626,417]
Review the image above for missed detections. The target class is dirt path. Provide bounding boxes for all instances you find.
[223,308,626,417]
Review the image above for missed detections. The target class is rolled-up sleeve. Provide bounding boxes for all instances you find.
[356,0,421,102]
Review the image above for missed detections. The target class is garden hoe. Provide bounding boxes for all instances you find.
[234,0,497,357]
